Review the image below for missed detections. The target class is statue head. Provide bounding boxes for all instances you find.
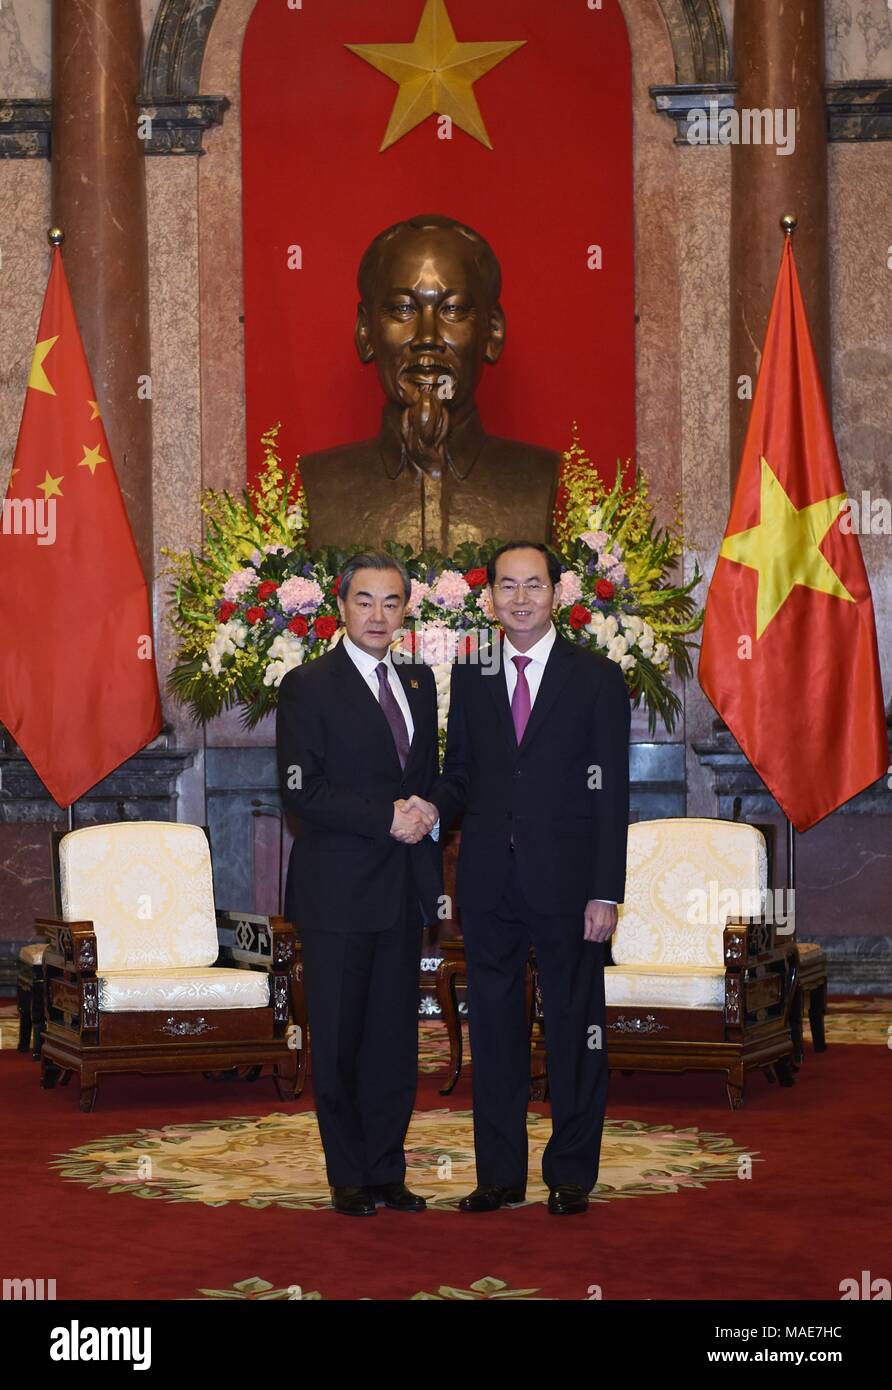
[354,214,507,464]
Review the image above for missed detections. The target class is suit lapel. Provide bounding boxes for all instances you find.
[518,633,577,751]
[484,637,518,751]
[329,638,404,776]
[393,659,429,778]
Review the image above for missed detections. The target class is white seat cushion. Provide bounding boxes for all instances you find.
[60,822,218,972]
[605,965,726,1010]
[98,967,270,1012]
[613,818,768,969]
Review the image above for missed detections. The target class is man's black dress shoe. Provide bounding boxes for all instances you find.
[331,1186,377,1216]
[547,1183,589,1215]
[368,1181,427,1212]
[458,1185,526,1212]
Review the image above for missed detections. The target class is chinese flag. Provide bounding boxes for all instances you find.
[0,246,161,807]
[699,239,887,831]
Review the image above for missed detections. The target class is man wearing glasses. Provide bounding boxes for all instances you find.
[410,541,631,1214]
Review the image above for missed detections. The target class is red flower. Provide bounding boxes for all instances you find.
[314,615,338,640]
[463,566,488,589]
[245,606,267,624]
[257,580,279,601]
[569,603,592,630]
[218,601,236,622]
[595,579,615,600]
[461,633,477,659]
[401,630,418,654]
[288,615,309,637]
[331,576,341,595]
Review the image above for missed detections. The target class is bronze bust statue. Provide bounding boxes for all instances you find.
[300,214,559,553]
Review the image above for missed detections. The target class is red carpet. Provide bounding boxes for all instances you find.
[2,1019,890,1303]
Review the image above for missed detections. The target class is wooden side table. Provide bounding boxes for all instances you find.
[435,938,548,1100]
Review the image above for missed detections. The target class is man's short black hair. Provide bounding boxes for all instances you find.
[339,551,411,602]
[486,542,562,589]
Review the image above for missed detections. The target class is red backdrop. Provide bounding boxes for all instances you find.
[241,0,636,487]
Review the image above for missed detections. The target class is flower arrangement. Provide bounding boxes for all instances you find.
[163,425,703,734]
[550,429,703,731]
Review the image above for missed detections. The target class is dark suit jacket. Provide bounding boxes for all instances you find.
[431,632,631,916]
[276,639,443,932]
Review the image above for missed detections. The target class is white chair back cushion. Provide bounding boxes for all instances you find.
[613,818,767,968]
[60,822,218,972]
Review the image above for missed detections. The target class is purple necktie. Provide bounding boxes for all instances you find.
[375,662,411,770]
[511,655,532,744]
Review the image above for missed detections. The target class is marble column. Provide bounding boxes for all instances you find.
[51,0,153,580]
[729,0,830,485]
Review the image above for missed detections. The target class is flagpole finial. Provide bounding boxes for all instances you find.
[47,227,64,246]
[780,214,798,238]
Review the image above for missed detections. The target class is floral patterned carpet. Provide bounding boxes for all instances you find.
[50,1107,752,1211]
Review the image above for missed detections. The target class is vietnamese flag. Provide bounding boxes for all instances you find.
[0,246,161,806]
[699,238,887,831]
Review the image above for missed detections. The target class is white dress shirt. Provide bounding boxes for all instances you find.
[503,622,557,706]
[504,623,615,907]
[342,633,414,741]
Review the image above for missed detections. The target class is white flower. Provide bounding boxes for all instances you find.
[653,641,669,666]
[607,634,630,661]
[286,505,304,531]
[263,632,304,687]
[619,654,635,671]
[431,661,453,730]
[201,620,248,677]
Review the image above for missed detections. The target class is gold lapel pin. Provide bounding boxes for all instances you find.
[410,679,419,689]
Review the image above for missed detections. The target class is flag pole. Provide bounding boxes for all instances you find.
[780,213,798,922]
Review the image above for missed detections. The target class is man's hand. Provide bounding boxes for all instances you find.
[583,899,618,943]
[391,798,437,845]
[404,795,437,830]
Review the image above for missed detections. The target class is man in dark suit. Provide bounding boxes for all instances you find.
[276,552,441,1216]
[410,541,630,1215]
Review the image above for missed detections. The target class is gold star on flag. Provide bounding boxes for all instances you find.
[37,470,63,500]
[88,400,101,421]
[78,443,107,476]
[720,456,853,639]
[346,0,525,151]
[29,336,60,396]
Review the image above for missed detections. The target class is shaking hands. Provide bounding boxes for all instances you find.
[391,796,438,845]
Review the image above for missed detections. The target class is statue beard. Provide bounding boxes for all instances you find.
[400,386,451,477]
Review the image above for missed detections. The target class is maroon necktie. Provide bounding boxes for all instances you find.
[511,655,532,744]
[375,662,410,769]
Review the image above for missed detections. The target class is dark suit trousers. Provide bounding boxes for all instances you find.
[299,878,422,1189]
[459,853,609,1192]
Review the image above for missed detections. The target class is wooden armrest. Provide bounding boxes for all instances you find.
[724,917,797,967]
[216,910,295,969]
[35,918,97,972]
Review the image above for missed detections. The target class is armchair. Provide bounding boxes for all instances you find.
[38,821,299,1110]
[605,818,799,1108]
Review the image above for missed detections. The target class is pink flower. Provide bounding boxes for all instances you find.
[418,621,458,665]
[430,570,471,612]
[477,588,495,622]
[580,530,609,552]
[557,570,583,605]
[406,578,431,617]
[277,576,324,614]
[222,568,257,602]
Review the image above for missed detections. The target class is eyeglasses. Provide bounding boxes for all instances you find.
[493,580,550,596]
